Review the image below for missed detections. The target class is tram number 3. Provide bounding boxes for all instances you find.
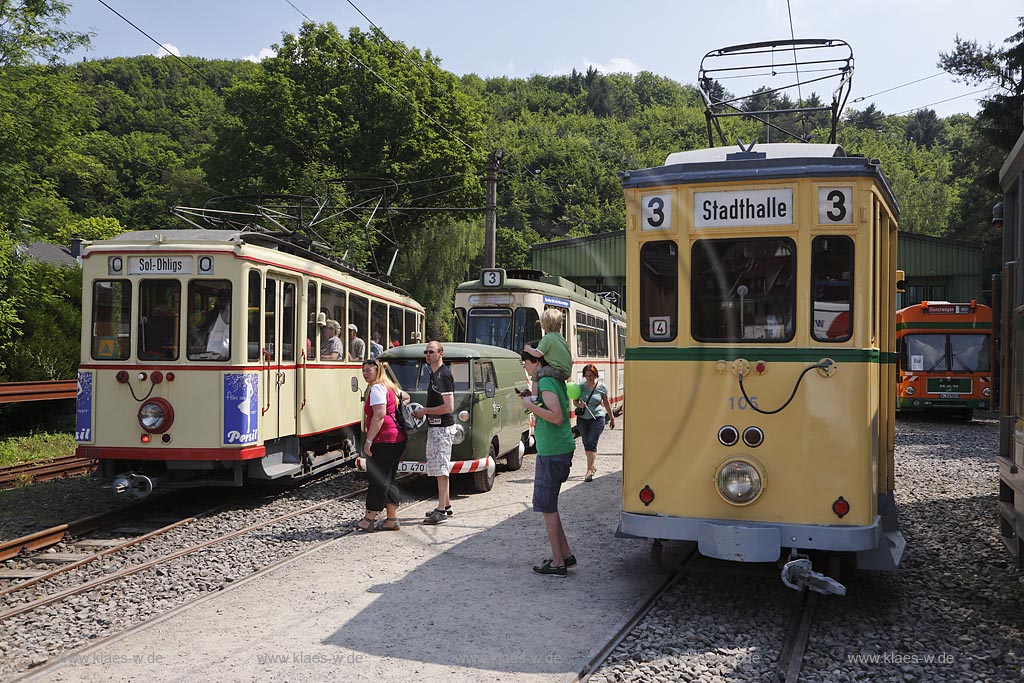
[817,187,853,224]
[642,194,672,230]
[728,396,759,410]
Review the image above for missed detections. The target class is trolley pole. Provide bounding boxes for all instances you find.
[484,150,502,269]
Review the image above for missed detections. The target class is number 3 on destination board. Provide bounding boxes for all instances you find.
[642,194,672,230]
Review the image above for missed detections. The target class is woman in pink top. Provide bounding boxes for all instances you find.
[354,358,408,531]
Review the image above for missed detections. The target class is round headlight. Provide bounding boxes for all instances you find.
[138,398,174,434]
[983,387,991,397]
[905,386,915,396]
[742,426,764,448]
[451,424,466,444]
[716,461,763,505]
[458,410,470,422]
[718,425,739,447]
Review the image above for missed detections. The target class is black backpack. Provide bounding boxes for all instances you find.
[391,391,424,434]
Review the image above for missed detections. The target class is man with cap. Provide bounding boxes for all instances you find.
[321,320,343,360]
[348,323,366,361]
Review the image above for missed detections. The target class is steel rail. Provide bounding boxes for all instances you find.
[0,381,77,404]
[776,590,818,683]
[0,457,95,488]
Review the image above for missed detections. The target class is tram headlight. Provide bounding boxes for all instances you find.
[716,460,763,505]
[138,398,174,434]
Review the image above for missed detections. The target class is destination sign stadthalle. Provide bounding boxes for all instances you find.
[694,189,793,228]
[128,256,193,275]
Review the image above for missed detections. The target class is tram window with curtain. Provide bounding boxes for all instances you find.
[640,241,678,342]
[91,280,132,360]
[811,236,854,342]
[247,272,261,362]
[138,280,180,361]
[691,238,795,342]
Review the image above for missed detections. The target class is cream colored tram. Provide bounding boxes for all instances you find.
[454,269,625,412]
[75,229,423,497]
[618,144,903,591]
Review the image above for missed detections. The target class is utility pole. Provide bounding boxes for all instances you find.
[484,150,502,268]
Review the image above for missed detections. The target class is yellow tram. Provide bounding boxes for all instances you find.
[616,39,904,592]
[75,227,424,497]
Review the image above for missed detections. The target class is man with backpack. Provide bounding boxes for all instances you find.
[412,341,456,524]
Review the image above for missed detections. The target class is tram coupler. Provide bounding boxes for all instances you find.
[781,558,846,596]
[111,473,156,499]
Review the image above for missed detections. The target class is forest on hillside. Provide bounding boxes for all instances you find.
[1,2,1022,383]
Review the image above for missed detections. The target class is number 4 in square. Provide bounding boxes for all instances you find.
[649,316,671,339]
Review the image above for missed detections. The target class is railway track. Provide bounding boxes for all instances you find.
[0,473,426,625]
[572,545,821,683]
[0,456,95,488]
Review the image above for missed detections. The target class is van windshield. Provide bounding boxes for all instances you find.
[388,360,470,392]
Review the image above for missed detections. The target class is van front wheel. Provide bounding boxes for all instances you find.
[470,443,497,493]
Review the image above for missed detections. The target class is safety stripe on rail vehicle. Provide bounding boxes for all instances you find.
[625,347,898,363]
[895,321,992,331]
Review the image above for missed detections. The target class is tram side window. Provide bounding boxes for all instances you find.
[306,281,318,361]
[91,280,131,360]
[282,282,295,362]
[264,278,276,359]
[389,306,404,348]
[321,285,347,362]
[349,294,368,360]
[691,238,794,343]
[617,325,626,358]
[405,310,418,344]
[640,241,678,342]
[370,301,387,357]
[247,272,261,362]
[811,236,854,342]
[513,307,540,354]
[138,280,180,361]
[187,280,232,361]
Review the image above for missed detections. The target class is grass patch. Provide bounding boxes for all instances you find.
[0,432,77,468]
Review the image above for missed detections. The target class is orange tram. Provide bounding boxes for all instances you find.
[895,301,993,421]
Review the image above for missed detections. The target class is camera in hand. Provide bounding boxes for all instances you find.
[574,406,586,417]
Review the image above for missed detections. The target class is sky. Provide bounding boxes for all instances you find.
[63,0,1022,119]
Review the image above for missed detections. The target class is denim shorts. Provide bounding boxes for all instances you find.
[577,415,606,452]
[532,452,573,513]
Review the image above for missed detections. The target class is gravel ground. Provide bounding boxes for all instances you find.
[0,476,138,541]
[0,466,409,680]
[590,413,1024,683]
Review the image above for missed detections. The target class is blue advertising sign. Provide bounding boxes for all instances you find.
[542,295,571,308]
[75,371,92,442]
[223,373,259,445]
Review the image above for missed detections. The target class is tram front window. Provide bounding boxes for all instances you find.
[691,237,795,342]
[466,309,512,348]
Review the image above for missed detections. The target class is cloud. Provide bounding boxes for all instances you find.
[155,43,181,58]
[582,57,643,75]
[243,47,277,63]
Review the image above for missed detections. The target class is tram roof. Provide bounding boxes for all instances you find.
[456,272,625,318]
[621,143,900,218]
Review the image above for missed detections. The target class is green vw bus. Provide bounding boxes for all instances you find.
[359,343,532,492]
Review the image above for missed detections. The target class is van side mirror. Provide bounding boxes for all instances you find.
[484,382,496,398]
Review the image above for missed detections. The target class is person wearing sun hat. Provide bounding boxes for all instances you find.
[520,341,576,577]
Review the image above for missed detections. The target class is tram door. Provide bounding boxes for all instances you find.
[263,275,299,441]
[610,320,626,409]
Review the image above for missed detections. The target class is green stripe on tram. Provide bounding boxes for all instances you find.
[895,321,992,331]
[626,347,897,363]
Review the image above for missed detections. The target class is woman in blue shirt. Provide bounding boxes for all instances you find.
[575,363,615,482]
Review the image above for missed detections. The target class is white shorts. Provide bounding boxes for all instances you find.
[425,426,456,477]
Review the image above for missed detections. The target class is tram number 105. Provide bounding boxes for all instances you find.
[728,396,759,411]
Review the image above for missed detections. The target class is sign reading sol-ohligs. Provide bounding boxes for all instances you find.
[639,186,854,230]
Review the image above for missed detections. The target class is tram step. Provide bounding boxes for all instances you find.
[72,539,126,548]
[0,569,49,579]
[28,553,94,564]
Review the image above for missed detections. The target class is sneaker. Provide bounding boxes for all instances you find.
[423,509,448,525]
[424,505,453,518]
[544,554,576,569]
[532,560,567,577]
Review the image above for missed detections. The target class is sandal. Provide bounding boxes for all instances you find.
[353,515,377,532]
[374,518,401,531]
[584,468,596,482]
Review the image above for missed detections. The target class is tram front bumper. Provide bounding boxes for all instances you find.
[617,512,888,563]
